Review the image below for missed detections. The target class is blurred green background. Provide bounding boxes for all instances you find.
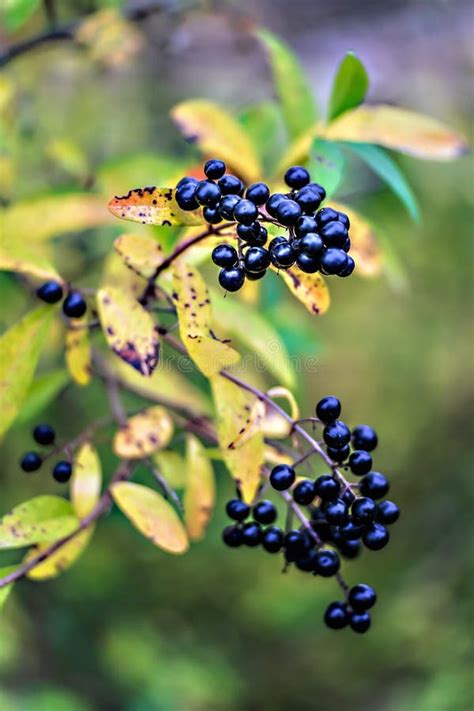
[0,1,473,710]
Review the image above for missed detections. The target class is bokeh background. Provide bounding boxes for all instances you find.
[0,1,473,709]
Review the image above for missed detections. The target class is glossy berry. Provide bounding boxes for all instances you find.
[295,215,318,236]
[195,180,221,207]
[338,538,361,559]
[348,583,377,611]
[284,530,310,561]
[293,479,316,505]
[314,549,340,576]
[300,232,324,256]
[242,521,262,547]
[295,549,318,572]
[218,267,245,292]
[314,474,340,501]
[212,244,238,268]
[270,464,296,491]
[175,183,199,211]
[270,241,296,269]
[295,185,322,213]
[284,165,310,189]
[349,450,373,476]
[219,194,241,219]
[316,207,339,226]
[20,451,42,472]
[233,199,258,225]
[37,281,63,304]
[324,601,349,630]
[337,211,350,229]
[204,158,226,180]
[262,526,284,553]
[359,472,390,500]
[52,460,72,483]
[63,292,87,319]
[176,176,198,191]
[351,497,376,525]
[244,246,270,273]
[316,396,341,423]
[252,500,277,525]
[33,423,55,446]
[350,611,371,633]
[352,425,378,452]
[363,523,390,550]
[225,498,250,522]
[323,499,348,525]
[339,520,364,540]
[296,252,320,273]
[246,182,270,205]
[265,193,286,217]
[326,445,350,463]
[237,222,261,242]
[320,220,348,248]
[244,268,266,281]
[276,199,302,226]
[203,206,222,224]
[218,174,244,195]
[222,525,243,547]
[269,235,287,250]
[320,248,349,276]
[341,487,356,506]
[376,500,400,525]
[339,256,355,277]
[323,420,351,448]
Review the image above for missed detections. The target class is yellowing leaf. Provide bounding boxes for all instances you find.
[108,187,204,227]
[210,376,264,503]
[331,201,382,276]
[262,386,299,439]
[65,323,92,386]
[184,435,215,540]
[227,399,266,450]
[263,445,293,466]
[101,250,146,298]
[0,566,17,608]
[75,8,143,68]
[323,105,468,160]
[25,528,95,581]
[154,450,186,489]
[71,443,102,519]
[0,307,54,439]
[114,233,165,279]
[172,262,240,377]
[0,234,62,281]
[113,406,174,459]
[0,496,78,549]
[171,100,261,183]
[111,481,189,554]
[277,267,330,316]
[96,287,160,376]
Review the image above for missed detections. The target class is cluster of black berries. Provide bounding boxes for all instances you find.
[20,424,72,483]
[175,159,355,292]
[37,281,87,318]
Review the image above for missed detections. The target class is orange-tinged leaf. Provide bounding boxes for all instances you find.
[0,496,78,549]
[331,201,382,276]
[114,233,165,279]
[113,406,174,459]
[111,481,189,554]
[323,105,468,160]
[277,267,330,316]
[25,528,95,581]
[172,262,240,377]
[210,376,264,503]
[171,100,262,183]
[71,443,102,519]
[96,287,160,376]
[65,323,92,386]
[108,187,204,227]
[184,435,215,540]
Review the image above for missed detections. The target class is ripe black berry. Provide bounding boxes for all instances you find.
[320,248,349,276]
[326,445,350,463]
[314,548,340,576]
[233,199,258,225]
[296,252,320,273]
[269,235,287,250]
[204,158,226,180]
[339,520,364,540]
[176,183,199,211]
[284,530,310,561]
[222,525,243,547]
[323,499,349,525]
[244,246,270,273]
[316,207,339,226]
[269,464,296,491]
[252,500,277,525]
[348,583,377,611]
[270,241,296,269]
[349,450,373,476]
[52,460,72,483]
[339,256,355,277]
[316,396,341,424]
[363,523,390,550]
[265,193,286,217]
[20,451,42,472]
[284,165,310,189]
[359,472,389,500]
[219,194,241,220]
[295,215,318,236]
[218,267,245,292]
[276,199,302,226]
[323,421,351,448]
[338,538,361,559]
[63,292,87,319]
[225,498,250,522]
[295,185,322,213]
[242,521,262,547]
[293,479,316,505]
[244,268,266,281]
[212,244,238,268]
[203,206,222,224]
[195,180,221,207]
[352,425,378,452]
[33,423,55,446]
[218,174,244,195]
[300,232,324,256]
[314,474,340,501]
[337,211,350,229]
[176,176,198,191]
[376,500,400,525]
[324,601,349,629]
[320,220,348,248]
[351,497,376,525]
[295,549,318,572]
[246,182,270,205]
[37,281,63,304]
[262,526,284,553]
[237,222,261,242]
[349,611,371,633]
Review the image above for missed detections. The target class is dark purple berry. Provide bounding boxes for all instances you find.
[195,180,221,207]
[270,241,296,268]
[314,548,340,576]
[323,499,348,525]
[316,207,339,226]
[352,425,378,452]
[295,215,318,236]
[219,194,241,220]
[175,183,199,211]
[234,199,258,225]
[63,292,86,319]
[222,525,243,547]
[320,220,348,248]
[204,159,226,180]
[339,255,355,277]
[293,479,316,505]
[218,267,245,292]
[363,523,390,550]
[376,500,400,525]
[237,221,261,242]
[316,396,341,423]
[351,497,376,525]
[244,246,270,273]
[349,611,371,633]
[262,526,284,553]
[203,206,222,224]
[218,174,244,195]
[20,452,42,472]
[252,500,277,525]
[349,450,373,476]
[296,252,320,273]
[37,281,63,304]
[314,475,340,501]
[52,460,72,483]
[270,464,296,491]
[323,420,351,448]
[225,498,250,522]
[295,185,322,213]
[348,583,377,611]
[246,182,270,205]
[265,193,286,218]
[284,165,310,189]
[276,199,302,226]
[359,472,389,500]
[320,248,349,276]
[212,244,238,268]
[324,601,349,629]
[326,444,350,463]
[242,521,262,546]
[33,424,55,446]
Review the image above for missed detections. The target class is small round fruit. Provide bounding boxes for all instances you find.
[222,525,243,547]
[237,221,261,242]
[339,256,355,277]
[268,235,287,250]
[323,420,351,448]
[324,601,349,630]
[262,526,284,553]
[244,246,270,273]
[218,174,244,195]
[225,498,250,522]
[348,583,377,611]
[320,248,349,275]
[212,244,238,268]
[284,530,310,561]
[33,423,55,446]
[376,500,400,525]
[195,180,221,207]
[292,479,316,505]
[300,232,323,256]
[295,215,318,236]
[63,292,87,319]
[363,523,390,550]
[219,194,241,219]
[244,268,266,281]
[233,199,258,225]
[323,499,348,525]
[203,206,222,224]
[204,158,226,180]
[326,445,350,463]
[338,538,361,559]
[284,165,310,189]
[339,520,364,540]
[351,497,376,525]
[270,241,296,268]
[20,451,42,472]
[253,500,277,525]
[314,475,340,501]
[218,267,245,292]
[314,549,340,577]
[295,549,318,572]
[176,176,199,191]
[246,182,270,205]
[337,211,350,229]
[320,220,348,248]
[350,611,371,633]
[316,396,341,424]
[309,182,326,200]
[352,425,378,452]
[265,193,286,217]
[295,185,322,213]
[175,183,199,211]
[242,521,262,547]
[296,252,320,273]
[53,460,72,483]
[359,472,389,500]
[37,281,63,304]
[270,464,296,491]
[349,450,373,476]
[316,207,339,226]
[276,199,302,226]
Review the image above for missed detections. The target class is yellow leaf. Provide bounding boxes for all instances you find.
[25,528,95,581]
[113,406,174,459]
[263,444,294,466]
[111,481,189,554]
[0,307,54,439]
[65,323,92,386]
[228,399,266,449]
[171,100,262,183]
[331,201,382,276]
[108,187,204,227]
[323,105,468,160]
[172,262,240,377]
[184,435,215,541]
[96,287,160,376]
[71,443,102,519]
[210,376,264,504]
[114,233,165,279]
[153,450,186,488]
[0,496,78,549]
[0,232,62,281]
[277,267,330,316]
[75,8,143,68]
[101,251,146,298]
[262,386,299,439]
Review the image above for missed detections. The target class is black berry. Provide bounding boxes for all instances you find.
[252,500,277,525]
[237,222,261,242]
[284,165,310,189]
[37,281,63,304]
[359,472,389,500]
[314,474,340,501]
[203,206,222,224]
[270,241,296,269]
[20,451,42,472]
[349,450,373,476]
[296,252,320,273]
[339,256,355,277]
[195,180,221,207]
[233,199,258,225]
[176,183,199,211]
[316,396,341,424]
[33,423,55,446]
[204,159,226,180]
[218,174,244,195]
[212,244,238,268]
[222,525,243,547]
[295,185,322,213]
[348,583,377,611]
[284,530,310,561]
[350,611,371,633]
[376,500,400,525]
[262,526,284,553]
[276,199,302,226]
[324,601,349,629]
[246,182,270,205]
[320,248,349,276]
[323,498,349,525]
[320,220,348,248]
[265,193,286,217]
[269,464,296,491]
[219,194,241,220]
[351,497,376,525]
[323,420,351,448]
[242,521,262,547]
[316,207,339,226]
[314,549,340,576]
[63,292,87,319]
[293,479,316,505]
[244,246,270,273]
[363,523,390,550]
[352,425,378,452]
[295,215,318,236]
[225,498,250,522]
[52,460,72,483]
[326,445,350,463]
[300,232,324,256]
[218,267,245,292]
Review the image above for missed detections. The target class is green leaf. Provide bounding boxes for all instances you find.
[14,369,70,426]
[344,142,421,222]
[309,139,346,197]
[0,496,78,549]
[2,0,41,32]
[0,566,17,610]
[328,51,369,122]
[238,102,286,175]
[0,307,54,440]
[257,28,318,140]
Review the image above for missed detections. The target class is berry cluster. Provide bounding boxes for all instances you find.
[222,396,399,633]
[36,281,87,319]
[175,160,355,292]
[20,424,72,483]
